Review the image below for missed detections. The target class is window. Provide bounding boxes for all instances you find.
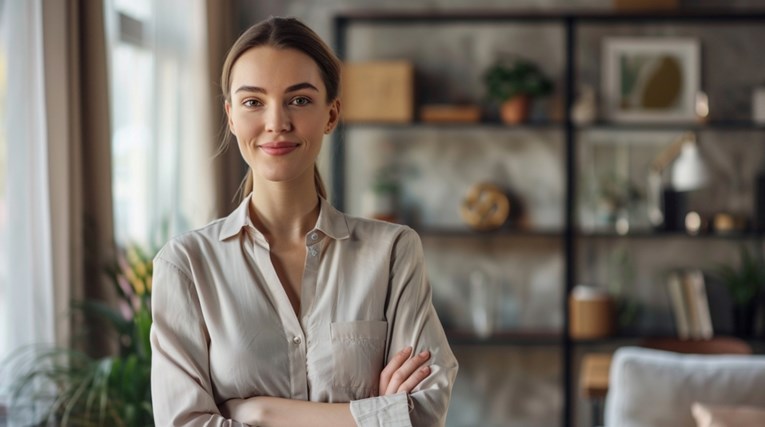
[0,7,7,359]
[104,0,215,250]
[105,0,156,248]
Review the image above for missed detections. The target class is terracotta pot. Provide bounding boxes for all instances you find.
[500,95,531,124]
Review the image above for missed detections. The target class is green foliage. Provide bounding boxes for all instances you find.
[484,56,554,102]
[371,164,400,195]
[2,245,156,426]
[713,244,765,306]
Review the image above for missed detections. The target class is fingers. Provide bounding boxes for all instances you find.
[384,349,431,395]
[396,364,431,394]
[379,346,413,395]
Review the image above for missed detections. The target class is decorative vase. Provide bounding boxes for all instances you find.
[500,95,530,124]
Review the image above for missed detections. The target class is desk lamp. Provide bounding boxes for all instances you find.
[647,132,709,230]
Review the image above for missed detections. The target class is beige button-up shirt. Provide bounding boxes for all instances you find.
[150,195,458,426]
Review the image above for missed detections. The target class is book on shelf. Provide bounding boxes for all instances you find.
[666,269,713,340]
[667,271,691,339]
[686,270,714,340]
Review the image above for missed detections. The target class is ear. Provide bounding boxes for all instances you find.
[224,101,234,132]
[325,99,341,134]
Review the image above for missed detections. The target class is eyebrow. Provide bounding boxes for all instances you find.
[234,82,320,95]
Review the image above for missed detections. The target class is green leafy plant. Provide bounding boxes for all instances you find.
[714,244,765,306]
[483,56,554,102]
[713,244,765,337]
[2,245,156,427]
[371,164,400,196]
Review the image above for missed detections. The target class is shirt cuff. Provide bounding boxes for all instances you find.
[349,392,412,427]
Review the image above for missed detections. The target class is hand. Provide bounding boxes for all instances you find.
[219,398,245,419]
[378,346,431,396]
[220,397,262,424]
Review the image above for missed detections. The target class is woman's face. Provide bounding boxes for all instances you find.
[225,46,339,188]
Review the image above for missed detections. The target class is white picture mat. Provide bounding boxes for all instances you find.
[602,37,701,123]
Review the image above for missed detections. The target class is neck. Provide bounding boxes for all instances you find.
[249,175,320,243]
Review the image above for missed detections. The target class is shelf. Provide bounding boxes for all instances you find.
[577,230,765,240]
[417,227,563,239]
[578,120,765,132]
[337,9,765,23]
[341,121,563,130]
[446,329,562,346]
[334,10,765,427]
[572,335,765,352]
[343,120,765,132]
[570,334,674,346]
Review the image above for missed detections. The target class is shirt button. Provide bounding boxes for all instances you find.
[310,232,318,241]
[292,336,302,344]
[309,248,318,257]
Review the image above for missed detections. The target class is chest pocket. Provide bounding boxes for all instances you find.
[330,320,388,399]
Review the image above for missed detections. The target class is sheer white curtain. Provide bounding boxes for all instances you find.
[0,0,56,369]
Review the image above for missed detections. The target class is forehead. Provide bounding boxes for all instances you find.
[230,46,325,93]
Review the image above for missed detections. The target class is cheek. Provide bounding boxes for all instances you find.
[302,111,330,134]
[231,113,262,137]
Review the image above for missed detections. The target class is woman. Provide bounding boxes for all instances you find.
[150,16,458,426]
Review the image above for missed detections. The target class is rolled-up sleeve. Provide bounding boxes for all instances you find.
[150,251,249,427]
[350,228,459,427]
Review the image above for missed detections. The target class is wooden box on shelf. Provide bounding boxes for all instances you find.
[569,286,615,340]
[420,104,482,123]
[341,60,414,123]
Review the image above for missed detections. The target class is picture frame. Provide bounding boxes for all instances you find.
[602,37,701,123]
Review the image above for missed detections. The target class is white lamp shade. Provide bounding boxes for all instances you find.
[671,142,708,191]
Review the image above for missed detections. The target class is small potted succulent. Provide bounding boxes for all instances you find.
[484,56,554,124]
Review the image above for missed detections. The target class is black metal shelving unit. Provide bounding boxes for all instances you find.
[333,9,765,427]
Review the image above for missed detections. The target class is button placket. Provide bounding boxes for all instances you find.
[306,231,322,258]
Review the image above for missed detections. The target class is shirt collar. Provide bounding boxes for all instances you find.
[218,194,350,242]
[314,196,351,241]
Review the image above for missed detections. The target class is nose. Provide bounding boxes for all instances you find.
[265,105,292,133]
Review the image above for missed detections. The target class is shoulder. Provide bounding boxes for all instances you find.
[153,217,229,278]
[341,213,423,260]
[344,213,420,245]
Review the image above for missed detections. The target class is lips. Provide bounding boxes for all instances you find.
[259,141,299,156]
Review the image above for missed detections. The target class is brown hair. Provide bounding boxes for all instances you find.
[222,17,341,201]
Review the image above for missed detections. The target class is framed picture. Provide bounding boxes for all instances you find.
[602,38,700,123]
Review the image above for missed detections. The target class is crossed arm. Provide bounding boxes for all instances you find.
[151,229,457,427]
[219,346,432,426]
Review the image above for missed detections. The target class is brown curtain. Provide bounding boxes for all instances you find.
[42,0,115,356]
[76,0,116,357]
[207,0,245,216]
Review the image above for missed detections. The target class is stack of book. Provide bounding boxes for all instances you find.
[667,269,714,340]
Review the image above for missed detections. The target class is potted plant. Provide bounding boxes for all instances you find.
[2,246,156,426]
[361,165,400,223]
[483,56,554,124]
[713,244,765,337]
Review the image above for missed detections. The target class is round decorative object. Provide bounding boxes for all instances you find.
[460,183,510,231]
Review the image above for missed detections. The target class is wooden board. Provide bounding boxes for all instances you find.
[613,0,678,10]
